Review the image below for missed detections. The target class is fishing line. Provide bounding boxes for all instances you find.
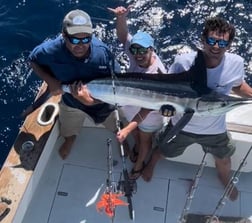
[91,17,111,23]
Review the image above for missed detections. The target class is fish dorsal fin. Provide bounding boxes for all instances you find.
[189,49,211,96]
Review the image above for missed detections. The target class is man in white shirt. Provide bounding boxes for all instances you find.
[142,16,252,201]
[109,5,167,180]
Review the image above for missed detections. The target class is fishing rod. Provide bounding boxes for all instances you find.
[206,145,252,223]
[106,138,117,194]
[96,138,128,222]
[178,151,207,223]
[109,57,136,220]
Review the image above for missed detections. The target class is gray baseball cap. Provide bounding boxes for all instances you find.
[63,9,93,35]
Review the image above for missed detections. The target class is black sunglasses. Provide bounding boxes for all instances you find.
[66,35,92,45]
[129,46,149,55]
[206,37,229,48]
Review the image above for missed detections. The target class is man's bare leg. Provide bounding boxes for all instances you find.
[124,128,139,161]
[215,156,238,201]
[58,135,76,160]
[129,128,140,160]
[130,131,152,179]
[142,147,163,182]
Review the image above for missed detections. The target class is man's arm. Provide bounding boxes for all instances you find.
[108,5,133,44]
[30,61,63,96]
[117,108,152,143]
[232,81,252,98]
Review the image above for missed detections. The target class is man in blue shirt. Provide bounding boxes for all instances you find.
[29,9,119,159]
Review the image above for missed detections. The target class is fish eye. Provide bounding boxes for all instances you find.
[221,102,227,107]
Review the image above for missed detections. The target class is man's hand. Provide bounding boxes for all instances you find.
[107,5,134,45]
[70,81,95,105]
[117,128,131,143]
[107,5,133,17]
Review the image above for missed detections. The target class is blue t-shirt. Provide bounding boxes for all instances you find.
[29,35,118,123]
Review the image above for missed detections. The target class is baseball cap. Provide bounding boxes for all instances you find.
[63,9,93,35]
[130,31,154,48]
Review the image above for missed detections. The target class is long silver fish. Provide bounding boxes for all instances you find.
[21,50,251,118]
[21,49,206,118]
[79,75,252,117]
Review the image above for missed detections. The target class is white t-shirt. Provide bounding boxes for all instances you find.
[120,34,167,132]
[169,51,245,134]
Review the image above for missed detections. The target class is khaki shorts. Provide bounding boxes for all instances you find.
[158,125,236,159]
[59,100,117,137]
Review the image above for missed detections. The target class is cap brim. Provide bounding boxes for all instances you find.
[130,41,150,48]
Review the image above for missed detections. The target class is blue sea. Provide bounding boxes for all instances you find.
[0,0,251,167]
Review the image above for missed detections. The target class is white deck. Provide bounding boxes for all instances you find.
[15,120,252,223]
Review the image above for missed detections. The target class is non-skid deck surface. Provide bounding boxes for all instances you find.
[22,127,252,223]
[186,214,251,223]
[48,164,170,223]
[47,164,252,223]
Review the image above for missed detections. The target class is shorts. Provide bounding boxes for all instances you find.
[120,105,163,133]
[158,124,235,159]
[59,100,117,137]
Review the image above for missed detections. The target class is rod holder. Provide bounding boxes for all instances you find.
[37,102,59,126]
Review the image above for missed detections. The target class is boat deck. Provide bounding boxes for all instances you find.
[18,123,252,223]
[1,89,252,222]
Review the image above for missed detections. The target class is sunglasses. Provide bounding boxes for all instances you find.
[206,37,229,48]
[67,35,92,45]
[129,46,149,55]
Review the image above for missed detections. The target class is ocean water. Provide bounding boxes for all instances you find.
[0,0,251,167]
